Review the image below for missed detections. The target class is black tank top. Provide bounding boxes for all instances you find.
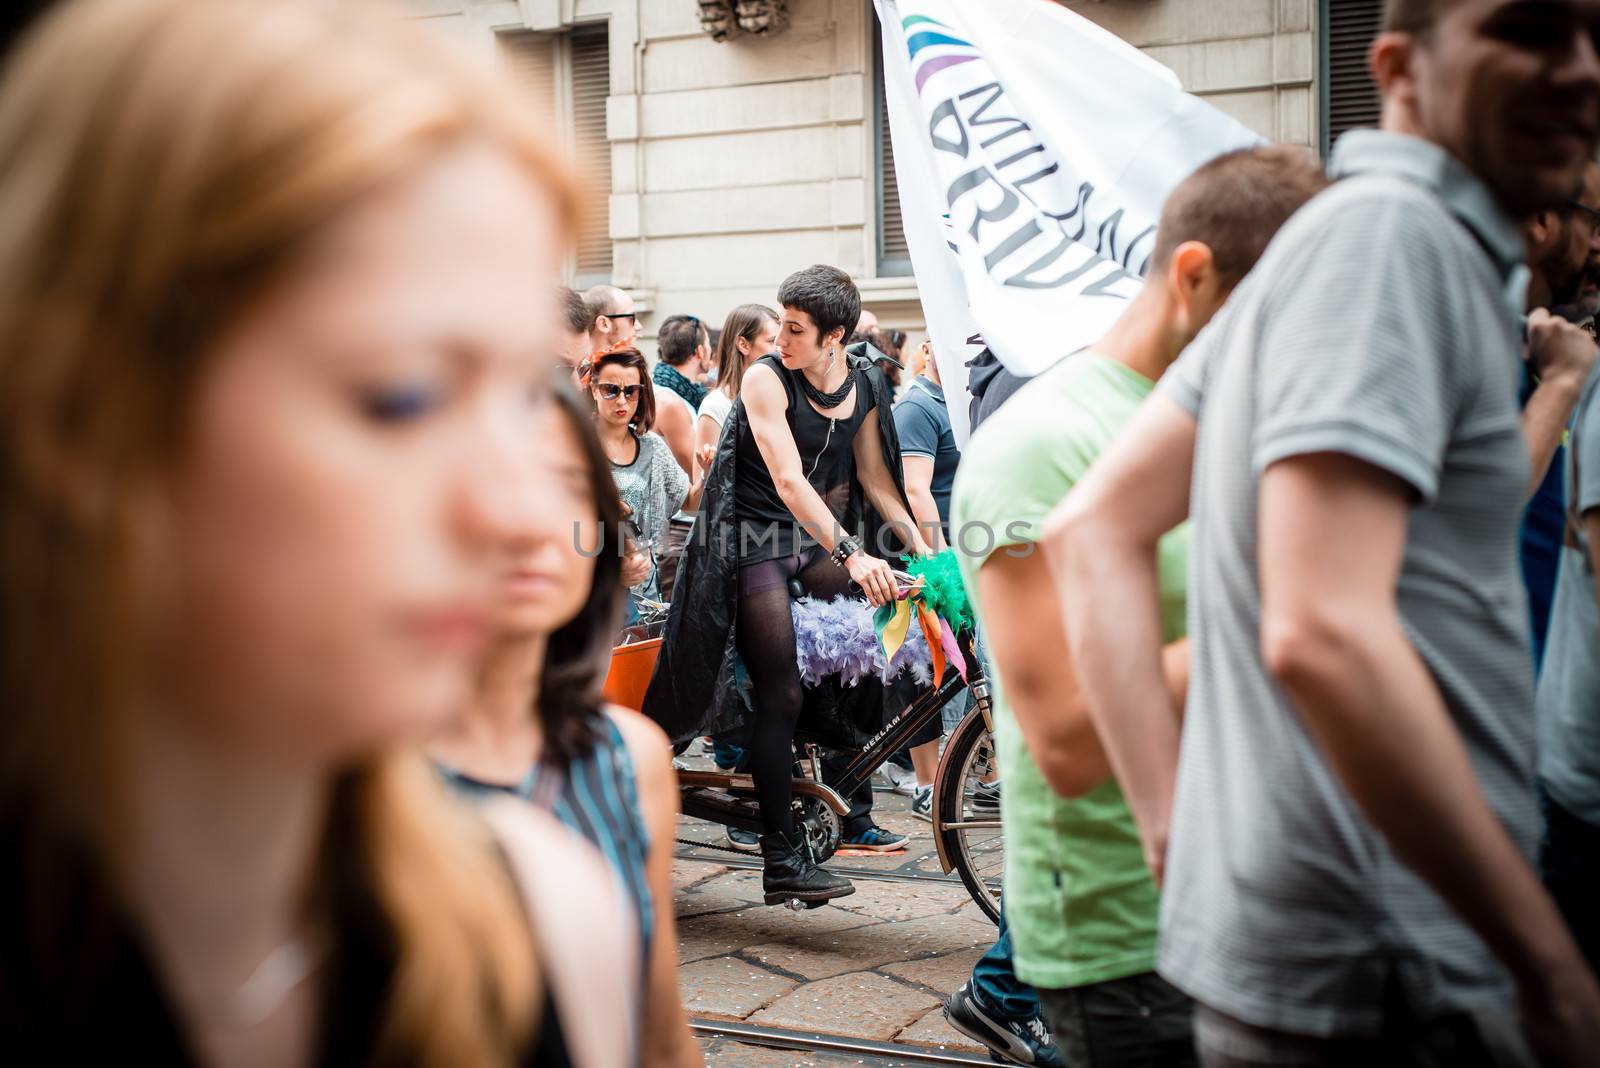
[733,354,876,563]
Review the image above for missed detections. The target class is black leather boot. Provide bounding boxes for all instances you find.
[758,829,855,906]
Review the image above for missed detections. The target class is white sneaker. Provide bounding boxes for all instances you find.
[876,762,918,795]
[911,785,933,822]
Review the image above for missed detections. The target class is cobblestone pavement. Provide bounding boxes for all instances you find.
[674,752,999,1065]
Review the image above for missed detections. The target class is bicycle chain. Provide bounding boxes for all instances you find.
[676,836,757,856]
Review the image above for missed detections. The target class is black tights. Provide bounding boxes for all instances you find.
[736,547,854,836]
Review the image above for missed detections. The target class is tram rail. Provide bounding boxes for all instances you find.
[690,1018,995,1066]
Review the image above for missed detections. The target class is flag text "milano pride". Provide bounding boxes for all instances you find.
[929,81,1150,295]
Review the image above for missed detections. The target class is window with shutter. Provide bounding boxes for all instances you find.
[570,26,612,278]
[498,25,612,281]
[1322,0,1384,156]
[873,13,911,277]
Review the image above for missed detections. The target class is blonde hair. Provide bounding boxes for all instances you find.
[0,0,579,1060]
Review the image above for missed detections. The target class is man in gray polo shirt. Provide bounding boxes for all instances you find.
[1039,0,1600,1064]
[1536,362,1600,975]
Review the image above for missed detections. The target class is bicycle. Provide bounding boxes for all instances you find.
[608,575,1004,923]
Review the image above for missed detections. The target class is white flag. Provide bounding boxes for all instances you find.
[874,0,1262,443]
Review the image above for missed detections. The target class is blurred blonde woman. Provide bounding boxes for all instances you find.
[0,2,633,1065]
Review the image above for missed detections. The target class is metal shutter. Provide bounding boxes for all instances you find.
[1325,0,1384,154]
[570,25,613,276]
[500,31,557,128]
[874,15,910,274]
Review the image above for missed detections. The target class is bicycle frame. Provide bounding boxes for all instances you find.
[814,625,981,810]
[677,623,987,871]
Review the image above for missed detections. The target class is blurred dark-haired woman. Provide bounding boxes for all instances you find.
[430,381,703,1068]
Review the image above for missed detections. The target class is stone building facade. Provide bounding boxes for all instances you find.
[399,0,1322,347]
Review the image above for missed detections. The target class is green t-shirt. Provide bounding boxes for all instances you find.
[950,351,1190,991]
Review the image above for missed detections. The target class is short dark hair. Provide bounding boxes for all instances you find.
[1149,145,1329,290]
[1383,0,1441,34]
[777,264,860,344]
[657,314,707,367]
[538,372,625,766]
[586,348,656,433]
[560,286,589,334]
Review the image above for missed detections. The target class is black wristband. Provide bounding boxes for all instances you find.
[832,536,862,567]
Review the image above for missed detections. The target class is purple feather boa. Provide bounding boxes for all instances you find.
[790,595,933,688]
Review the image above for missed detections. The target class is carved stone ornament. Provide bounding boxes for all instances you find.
[698,0,789,40]
[696,0,739,41]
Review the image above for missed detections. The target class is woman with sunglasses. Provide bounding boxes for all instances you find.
[590,349,708,603]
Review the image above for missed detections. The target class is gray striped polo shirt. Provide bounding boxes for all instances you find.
[1156,131,1537,1037]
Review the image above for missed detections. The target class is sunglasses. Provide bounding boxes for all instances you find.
[1569,199,1600,239]
[594,383,644,402]
[603,311,638,322]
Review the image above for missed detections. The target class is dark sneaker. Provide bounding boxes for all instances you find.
[725,827,759,851]
[839,824,908,852]
[712,740,745,771]
[970,781,1001,815]
[943,981,1063,1067]
[911,785,933,822]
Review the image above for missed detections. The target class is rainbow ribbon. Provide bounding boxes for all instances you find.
[873,577,968,684]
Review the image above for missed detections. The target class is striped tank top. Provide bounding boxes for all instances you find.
[437,714,654,962]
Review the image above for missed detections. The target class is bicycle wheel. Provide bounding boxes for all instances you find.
[935,706,1002,924]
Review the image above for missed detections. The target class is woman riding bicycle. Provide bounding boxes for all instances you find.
[645,265,933,906]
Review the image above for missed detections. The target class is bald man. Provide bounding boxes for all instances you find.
[583,284,638,354]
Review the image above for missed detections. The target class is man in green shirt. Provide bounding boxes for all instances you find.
[946,146,1326,1067]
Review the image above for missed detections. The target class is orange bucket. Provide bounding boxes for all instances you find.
[603,638,662,712]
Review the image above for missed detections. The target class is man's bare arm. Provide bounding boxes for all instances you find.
[901,454,948,553]
[854,409,934,557]
[980,548,1188,798]
[655,398,695,475]
[1258,451,1600,1060]
[1523,311,1598,497]
[1040,395,1196,882]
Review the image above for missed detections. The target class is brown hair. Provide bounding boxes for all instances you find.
[657,313,709,367]
[1383,0,1442,34]
[0,0,580,1061]
[560,285,591,334]
[1149,145,1329,289]
[587,348,657,433]
[538,375,626,764]
[713,303,777,400]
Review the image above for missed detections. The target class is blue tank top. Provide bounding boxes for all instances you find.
[437,714,654,962]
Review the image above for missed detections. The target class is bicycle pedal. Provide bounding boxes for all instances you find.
[768,895,839,910]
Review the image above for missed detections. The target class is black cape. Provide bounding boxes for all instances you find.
[642,345,913,745]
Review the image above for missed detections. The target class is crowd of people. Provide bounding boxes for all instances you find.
[3,0,1600,1067]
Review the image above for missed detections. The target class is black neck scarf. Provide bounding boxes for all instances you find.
[797,357,855,410]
